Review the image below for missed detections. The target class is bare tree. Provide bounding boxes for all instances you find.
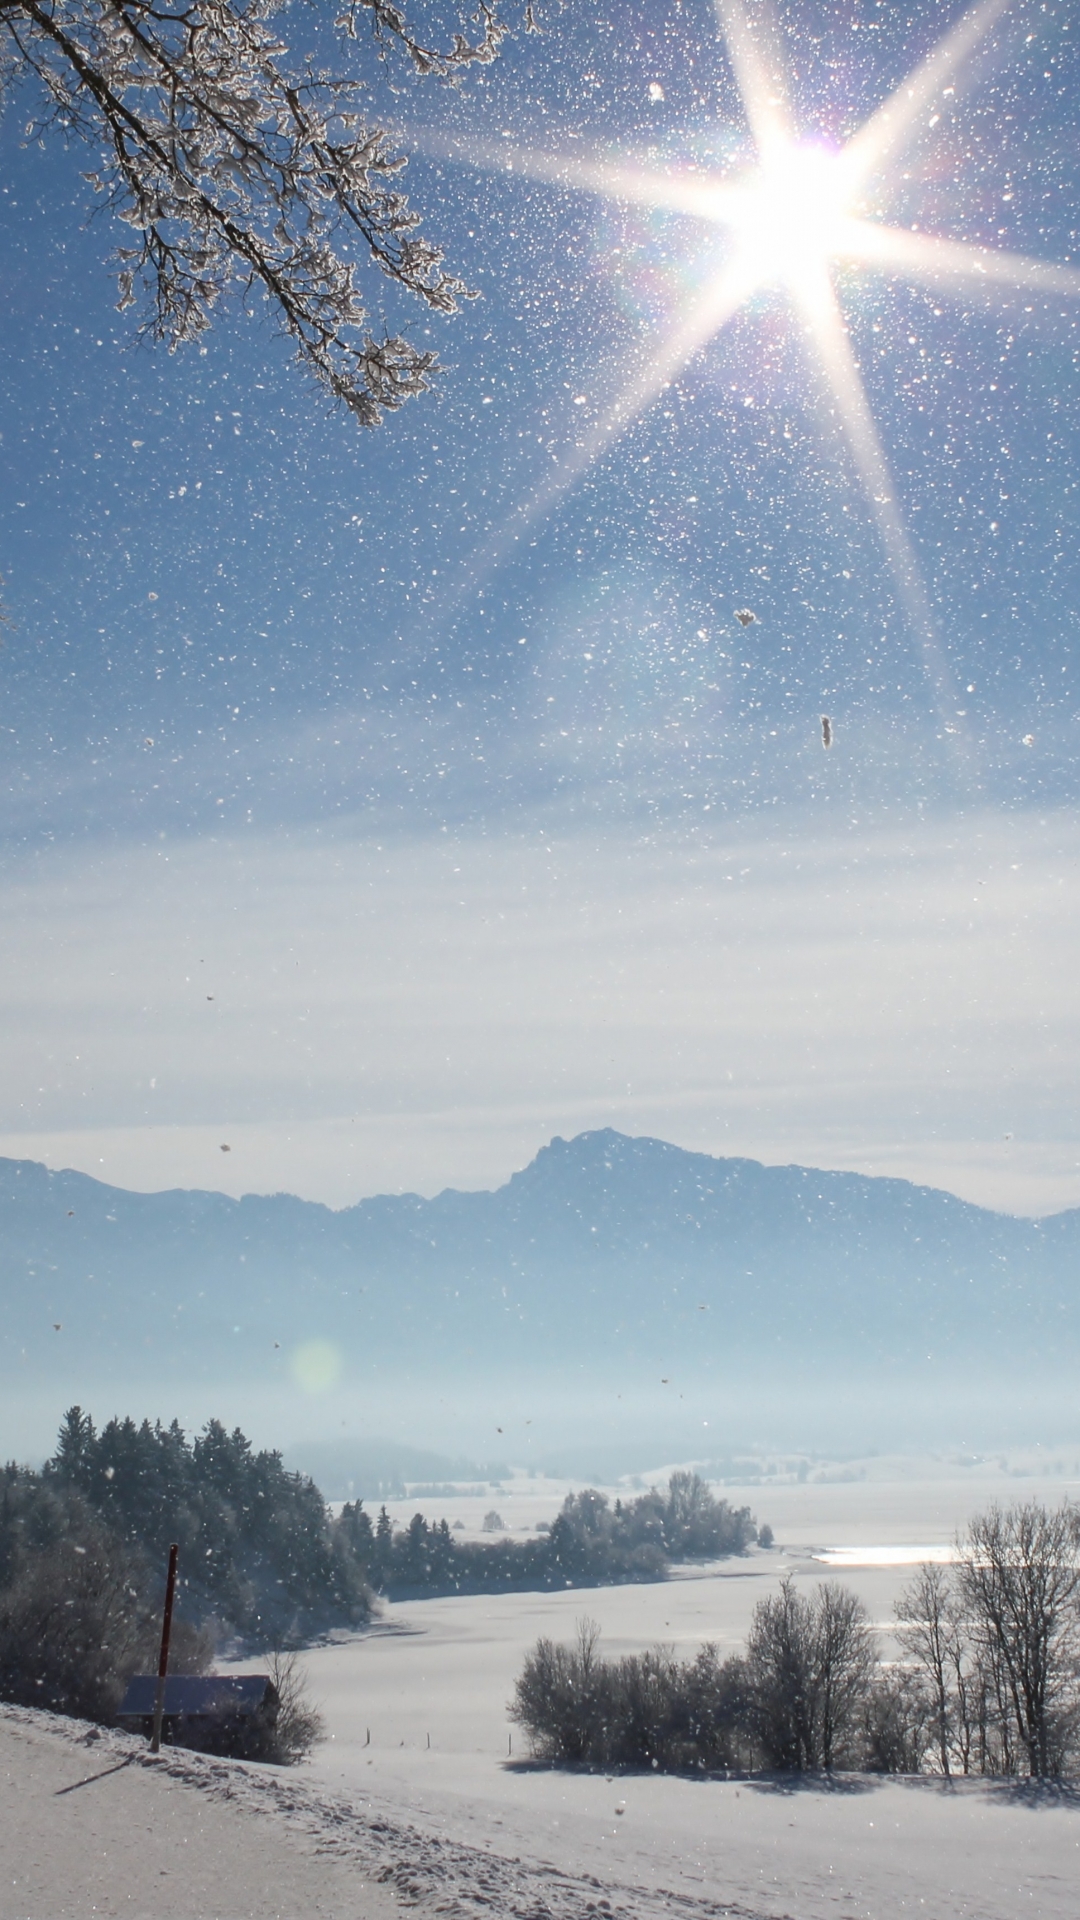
[895,1563,962,1776]
[957,1501,1080,1779]
[744,1577,875,1771]
[0,0,529,423]
[510,1615,604,1764]
[264,1648,324,1762]
[971,1624,1019,1777]
[861,1665,930,1774]
[744,1576,818,1769]
[815,1583,876,1769]
[510,1622,748,1773]
[0,1521,155,1721]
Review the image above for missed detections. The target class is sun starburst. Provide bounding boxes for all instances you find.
[429,0,1080,702]
[725,142,854,288]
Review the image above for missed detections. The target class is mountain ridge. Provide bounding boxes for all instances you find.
[3,1126,1069,1224]
[5,1130,1080,1452]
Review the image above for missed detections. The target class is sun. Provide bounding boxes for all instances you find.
[433,0,1080,698]
[726,143,855,292]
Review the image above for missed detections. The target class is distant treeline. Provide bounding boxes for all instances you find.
[0,1409,760,1725]
[512,1500,1080,1781]
[343,1473,759,1597]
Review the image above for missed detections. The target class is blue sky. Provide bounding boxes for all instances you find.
[1,0,1078,1212]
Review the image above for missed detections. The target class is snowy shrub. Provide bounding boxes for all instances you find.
[511,1619,748,1771]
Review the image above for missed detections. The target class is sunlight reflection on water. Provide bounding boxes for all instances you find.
[813,1544,958,1567]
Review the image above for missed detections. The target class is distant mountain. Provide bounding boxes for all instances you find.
[4,1130,1079,1455]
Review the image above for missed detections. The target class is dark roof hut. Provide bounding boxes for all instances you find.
[117,1674,279,1757]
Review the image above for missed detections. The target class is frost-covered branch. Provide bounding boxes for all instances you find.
[0,0,528,422]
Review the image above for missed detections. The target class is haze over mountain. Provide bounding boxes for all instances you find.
[5,1130,1079,1466]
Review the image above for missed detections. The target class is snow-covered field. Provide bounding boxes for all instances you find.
[9,1470,1080,1919]
[295,1470,1080,1920]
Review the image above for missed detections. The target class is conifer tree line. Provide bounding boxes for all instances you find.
[0,1406,373,1718]
[512,1500,1080,1780]
[0,1409,759,1724]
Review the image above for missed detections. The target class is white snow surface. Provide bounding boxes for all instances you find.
[10,1471,1080,1918]
[282,1474,1080,1920]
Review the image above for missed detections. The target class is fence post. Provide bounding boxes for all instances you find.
[149,1543,179,1755]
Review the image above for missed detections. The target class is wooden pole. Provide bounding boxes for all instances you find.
[149,1543,179,1755]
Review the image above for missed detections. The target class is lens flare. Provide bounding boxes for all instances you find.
[292,1339,342,1394]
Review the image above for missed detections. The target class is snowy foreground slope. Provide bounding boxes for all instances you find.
[7,1653,1079,1920]
[7,1488,1080,1918]
[0,1705,402,1920]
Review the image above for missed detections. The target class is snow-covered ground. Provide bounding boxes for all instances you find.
[294,1469,1080,1920]
[0,1704,402,1919]
[10,1469,1080,1918]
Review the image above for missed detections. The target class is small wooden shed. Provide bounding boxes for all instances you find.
[117,1674,279,1752]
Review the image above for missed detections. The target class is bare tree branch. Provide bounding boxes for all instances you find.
[0,0,529,422]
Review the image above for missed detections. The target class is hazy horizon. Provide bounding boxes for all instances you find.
[4,0,1080,1502]
[3,1,1080,1220]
